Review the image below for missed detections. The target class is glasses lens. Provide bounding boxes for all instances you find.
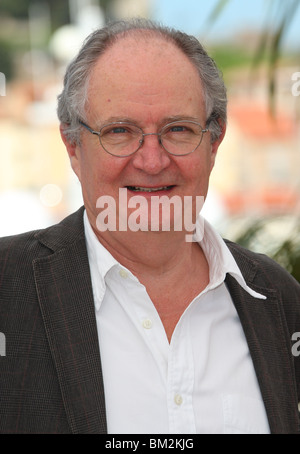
[161,121,204,155]
[99,123,142,156]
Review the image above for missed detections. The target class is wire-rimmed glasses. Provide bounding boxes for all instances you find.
[79,120,209,157]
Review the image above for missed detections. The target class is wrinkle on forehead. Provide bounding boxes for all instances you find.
[86,34,205,125]
[90,33,201,86]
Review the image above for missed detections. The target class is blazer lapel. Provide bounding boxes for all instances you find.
[225,272,299,434]
[33,209,107,434]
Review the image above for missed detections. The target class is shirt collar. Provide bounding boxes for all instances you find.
[84,210,118,276]
[83,210,266,311]
[84,210,120,310]
[195,216,266,299]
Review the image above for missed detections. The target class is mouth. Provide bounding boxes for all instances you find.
[126,185,175,193]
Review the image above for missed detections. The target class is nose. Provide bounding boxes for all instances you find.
[131,133,171,174]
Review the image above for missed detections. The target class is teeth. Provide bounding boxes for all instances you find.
[127,186,171,193]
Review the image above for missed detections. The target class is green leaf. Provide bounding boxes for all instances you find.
[205,0,231,30]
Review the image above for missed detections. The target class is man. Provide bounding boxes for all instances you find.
[0,18,299,434]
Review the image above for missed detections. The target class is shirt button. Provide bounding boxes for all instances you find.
[119,269,128,279]
[142,318,153,329]
[174,394,183,406]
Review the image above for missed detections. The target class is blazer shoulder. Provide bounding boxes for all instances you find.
[0,231,51,302]
[0,207,85,267]
[0,207,86,312]
[0,229,44,263]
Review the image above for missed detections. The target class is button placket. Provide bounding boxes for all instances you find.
[174,394,183,406]
[142,318,153,330]
[167,319,196,434]
[119,268,129,279]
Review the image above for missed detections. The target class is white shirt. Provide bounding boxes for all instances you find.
[84,211,271,434]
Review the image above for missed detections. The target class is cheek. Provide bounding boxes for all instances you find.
[188,152,212,178]
[80,147,128,197]
[184,154,213,196]
[201,145,217,178]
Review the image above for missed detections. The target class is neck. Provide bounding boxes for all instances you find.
[88,213,210,343]
[90,222,202,279]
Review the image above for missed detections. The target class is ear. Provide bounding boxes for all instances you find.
[60,124,82,181]
[210,120,226,171]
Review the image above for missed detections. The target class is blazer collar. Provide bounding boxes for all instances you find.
[33,207,107,434]
[34,206,86,252]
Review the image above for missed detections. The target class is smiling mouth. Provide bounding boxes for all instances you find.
[126,186,175,193]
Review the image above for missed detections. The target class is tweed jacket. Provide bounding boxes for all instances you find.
[0,207,299,434]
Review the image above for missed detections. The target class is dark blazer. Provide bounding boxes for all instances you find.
[0,207,299,434]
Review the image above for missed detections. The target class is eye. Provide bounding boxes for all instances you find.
[103,126,130,135]
[110,127,128,134]
[169,125,188,133]
[100,123,141,148]
[101,124,139,137]
[163,123,196,136]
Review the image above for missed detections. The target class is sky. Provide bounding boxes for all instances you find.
[151,0,300,49]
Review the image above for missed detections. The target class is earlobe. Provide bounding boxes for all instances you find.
[210,120,226,170]
[217,120,227,144]
[60,124,77,158]
[59,124,82,180]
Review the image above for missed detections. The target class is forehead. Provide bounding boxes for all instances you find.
[87,33,205,121]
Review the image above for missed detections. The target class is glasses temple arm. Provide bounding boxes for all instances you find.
[79,121,99,135]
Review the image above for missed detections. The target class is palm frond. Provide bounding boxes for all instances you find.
[205,0,231,25]
[207,0,300,116]
[267,0,300,115]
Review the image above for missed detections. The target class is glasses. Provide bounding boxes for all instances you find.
[79,120,209,157]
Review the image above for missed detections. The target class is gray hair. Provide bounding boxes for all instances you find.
[57,18,227,144]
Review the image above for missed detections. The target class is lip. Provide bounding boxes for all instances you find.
[125,185,176,195]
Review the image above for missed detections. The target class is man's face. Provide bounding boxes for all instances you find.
[63,35,225,234]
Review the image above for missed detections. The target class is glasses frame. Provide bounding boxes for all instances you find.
[79,120,209,157]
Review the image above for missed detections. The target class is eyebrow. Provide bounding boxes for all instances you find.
[96,115,201,129]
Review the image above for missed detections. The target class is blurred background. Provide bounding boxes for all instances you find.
[0,0,299,280]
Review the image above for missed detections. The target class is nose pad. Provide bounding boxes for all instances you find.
[132,133,170,173]
[139,133,162,149]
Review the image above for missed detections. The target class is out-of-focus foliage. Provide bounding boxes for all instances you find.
[0,39,13,81]
[0,0,114,27]
[207,0,300,113]
[0,0,69,29]
[0,1,116,81]
[0,0,32,18]
[234,218,300,283]
[210,47,252,71]
[208,0,300,283]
